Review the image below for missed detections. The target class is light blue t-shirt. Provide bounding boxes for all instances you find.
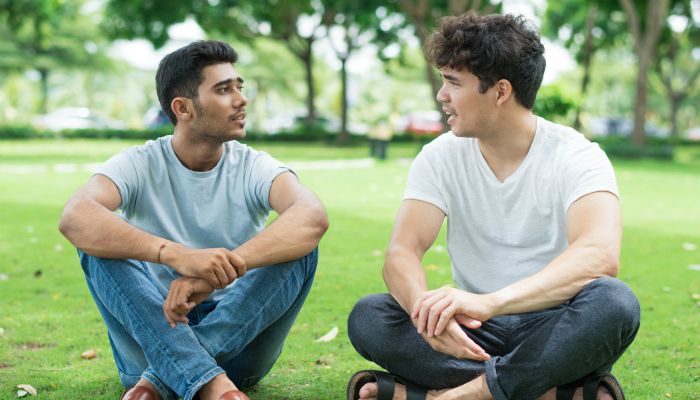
[95,135,291,301]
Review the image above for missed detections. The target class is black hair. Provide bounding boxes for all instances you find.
[156,40,238,125]
[426,12,545,109]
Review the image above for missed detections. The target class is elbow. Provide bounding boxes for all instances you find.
[591,244,620,278]
[58,205,75,241]
[382,244,403,276]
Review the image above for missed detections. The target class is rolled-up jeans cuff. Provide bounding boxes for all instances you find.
[142,371,177,400]
[183,366,226,400]
[485,356,508,400]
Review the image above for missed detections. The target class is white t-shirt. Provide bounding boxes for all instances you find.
[404,117,619,294]
[95,135,291,301]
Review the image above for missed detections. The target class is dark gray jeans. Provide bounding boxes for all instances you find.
[347,277,640,400]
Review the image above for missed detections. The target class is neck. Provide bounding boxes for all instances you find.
[171,127,225,172]
[477,110,537,182]
[478,110,537,163]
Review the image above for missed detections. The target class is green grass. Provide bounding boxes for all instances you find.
[0,139,698,399]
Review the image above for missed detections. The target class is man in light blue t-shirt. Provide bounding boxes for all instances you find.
[59,41,328,400]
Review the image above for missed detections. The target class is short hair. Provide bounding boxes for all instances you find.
[156,40,238,125]
[425,13,545,109]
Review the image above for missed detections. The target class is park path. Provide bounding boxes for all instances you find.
[0,157,413,175]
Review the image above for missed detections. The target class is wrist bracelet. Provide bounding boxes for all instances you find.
[156,242,166,264]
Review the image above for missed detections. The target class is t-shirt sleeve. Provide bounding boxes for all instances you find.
[403,147,448,215]
[93,150,140,210]
[247,151,293,212]
[561,142,619,211]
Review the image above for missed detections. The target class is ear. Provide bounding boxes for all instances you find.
[171,97,194,122]
[495,79,513,106]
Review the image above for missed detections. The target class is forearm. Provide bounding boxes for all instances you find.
[59,197,163,262]
[234,201,328,269]
[383,245,429,313]
[490,242,619,316]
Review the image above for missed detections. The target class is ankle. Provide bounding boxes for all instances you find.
[198,373,237,400]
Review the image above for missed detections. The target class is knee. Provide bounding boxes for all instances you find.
[586,277,641,334]
[347,294,391,352]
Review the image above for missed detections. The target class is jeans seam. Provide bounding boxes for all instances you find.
[92,257,191,388]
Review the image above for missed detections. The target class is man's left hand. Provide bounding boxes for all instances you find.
[163,277,215,328]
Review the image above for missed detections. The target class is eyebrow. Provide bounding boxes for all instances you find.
[441,73,461,83]
[212,77,245,89]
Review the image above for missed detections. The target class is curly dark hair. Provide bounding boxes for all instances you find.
[425,12,545,109]
[156,40,238,125]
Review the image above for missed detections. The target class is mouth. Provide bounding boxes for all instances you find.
[230,111,246,124]
[443,107,456,125]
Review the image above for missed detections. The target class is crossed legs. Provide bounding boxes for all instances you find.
[348,277,640,400]
[79,248,317,400]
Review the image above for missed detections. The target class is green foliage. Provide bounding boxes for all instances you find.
[593,136,676,160]
[533,84,579,123]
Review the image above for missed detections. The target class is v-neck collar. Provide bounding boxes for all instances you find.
[473,117,542,186]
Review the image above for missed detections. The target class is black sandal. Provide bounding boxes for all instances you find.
[347,370,428,400]
[556,372,625,400]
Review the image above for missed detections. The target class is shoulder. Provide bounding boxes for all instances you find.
[537,118,606,162]
[419,132,473,160]
[120,135,172,162]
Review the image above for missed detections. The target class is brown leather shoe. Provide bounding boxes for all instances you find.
[218,390,249,400]
[120,385,160,400]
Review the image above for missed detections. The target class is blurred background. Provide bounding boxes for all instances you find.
[0,0,699,152]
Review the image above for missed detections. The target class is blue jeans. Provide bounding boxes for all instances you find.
[79,248,317,400]
[348,277,640,400]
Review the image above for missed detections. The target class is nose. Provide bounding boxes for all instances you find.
[234,90,248,108]
[436,84,448,103]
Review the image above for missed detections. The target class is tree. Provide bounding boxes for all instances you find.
[321,0,389,143]
[244,0,328,123]
[104,0,327,124]
[542,0,627,130]
[618,0,672,146]
[653,0,700,140]
[0,0,111,113]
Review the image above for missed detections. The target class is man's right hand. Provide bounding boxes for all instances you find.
[160,244,246,289]
[415,316,491,361]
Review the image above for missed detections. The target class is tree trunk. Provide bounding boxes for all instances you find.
[574,4,598,131]
[669,95,681,142]
[38,67,49,114]
[631,51,649,147]
[337,57,349,145]
[302,37,316,122]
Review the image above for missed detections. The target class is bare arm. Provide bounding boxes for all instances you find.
[58,174,163,261]
[385,199,489,360]
[417,191,622,338]
[383,199,445,312]
[162,172,328,326]
[232,171,329,269]
[58,175,241,289]
[490,191,621,314]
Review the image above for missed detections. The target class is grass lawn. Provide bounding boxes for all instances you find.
[0,139,698,399]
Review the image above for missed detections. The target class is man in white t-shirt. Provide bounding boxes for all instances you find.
[59,41,328,400]
[347,13,639,400]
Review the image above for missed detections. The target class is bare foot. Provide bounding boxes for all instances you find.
[358,381,447,400]
[197,373,240,400]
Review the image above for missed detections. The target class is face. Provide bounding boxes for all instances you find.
[189,63,248,141]
[436,67,495,138]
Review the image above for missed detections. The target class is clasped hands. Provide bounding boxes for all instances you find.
[411,287,498,361]
[161,246,246,327]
